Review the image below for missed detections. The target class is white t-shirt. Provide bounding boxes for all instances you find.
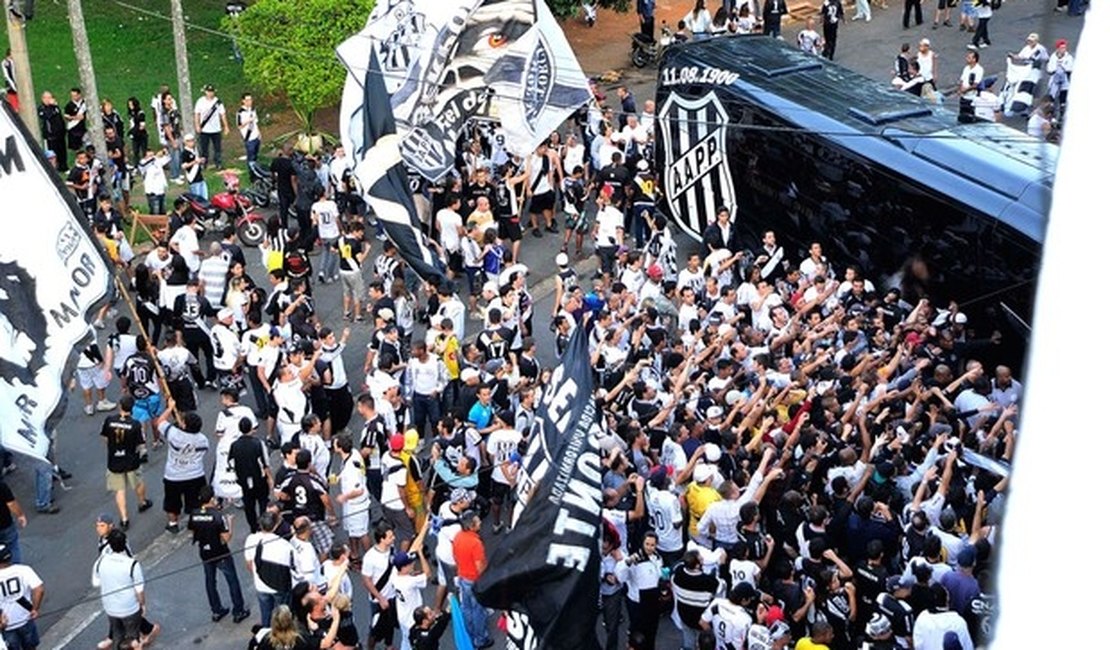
[0,564,42,630]
[437,208,463,253]
[159,421,209,482]
[313,199,340,240]
[595,205,624,247]
[646,488,684,553]
[244,532,294,594]
[390,572,427,631]
[194,95,225,134]
[291,536,324,588]
[212,431,243,500]
[169,225,200,273]
[381,453,407,512]
[960,63,985,95]
[300,432,331,479]
[361,545,395,600]
[339,454,371,515]
[487,428,523,484]
[322,559,353,599]
[728,559,761,589]
[273,378,308,438]
[701,597,754,649]
[435,502,463,566]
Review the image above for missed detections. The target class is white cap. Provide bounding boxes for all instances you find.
[703,443,721,463]
[693,463,715,483]
[216,307,234,321]
[954,312,968,324]
[707,405,724,420]
[725,390,743,407]
[556,252,569,267]
[378,308,394,321]
[482,280,498,295]
[460,368,480,382]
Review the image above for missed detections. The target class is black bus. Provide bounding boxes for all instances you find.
[655,36,1054,354]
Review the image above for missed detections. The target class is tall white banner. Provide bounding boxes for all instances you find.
[0,104,111,461]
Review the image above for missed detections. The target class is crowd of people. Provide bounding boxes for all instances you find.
[0,6,1040,650]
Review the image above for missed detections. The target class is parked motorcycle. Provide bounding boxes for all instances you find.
[631,24,674,68]
[241,160,273,208]
[183,169,266,247]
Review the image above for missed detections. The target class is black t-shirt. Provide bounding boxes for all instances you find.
[188,506,231,561]
[0,481,13,529]
[270,156,296,197]
[278,471,328,521]
[229,435,269,494]
[101,414,144,473]
[595,164,632,205]
[476,326,512,362]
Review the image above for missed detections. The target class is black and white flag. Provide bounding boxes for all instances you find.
[0,103,111,461]
[349,51,448,287]
[475,327,603,650]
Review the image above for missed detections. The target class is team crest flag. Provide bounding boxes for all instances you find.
[0,103,111,461]
[474,327,603,650]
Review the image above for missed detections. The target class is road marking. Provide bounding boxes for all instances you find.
[40,530,191,649]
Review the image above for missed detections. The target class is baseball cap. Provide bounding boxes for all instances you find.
[646,264,663,280]
[555,252,569,267]
[378,308,395,321]
[706,405,724,420]
[217,307,234,321]
[485,358,506,374]
[269,325,283,339]
[388,434,405,452]
[693,463,714,483]
[769,620,792,641]
[45,149,56,159]
[392,551,415,568]
[886,574,914,591]
[460,368,480,382]
[450,488,475,505]
[203,83,215,91]
[97,513,115,525]
[920,37,931,46]
[956,546,976,568]
[764,605,785,626]
[703,443,721,463]
[866,613,892,638]
[1056,38,1067,49]
[636,159,649,172]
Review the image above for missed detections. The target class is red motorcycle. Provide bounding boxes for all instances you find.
[182,169,266,247]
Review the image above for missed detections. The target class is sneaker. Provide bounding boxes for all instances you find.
[943,19,952,25]
[967,43,978,49]
[532,229,542,238]
[56,468,73,480]
[931,22,938,28]
[959,23,967,30]
[546,224,559,234]
[120,519,130,531]
[212,609,230,622]
[96,399,116,412]
[36,504,60,514]
[980,42,990,48]
[98,639,113,650]
[165,521,180,534]
[232,609,251,624]
[84,404,94,416]
[93,319,105,329]
[138,499,154,513]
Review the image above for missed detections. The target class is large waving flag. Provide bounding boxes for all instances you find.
[474,327,603,650]
[0,102,111,461]
[350,52,449,287]
[337,0,591,181]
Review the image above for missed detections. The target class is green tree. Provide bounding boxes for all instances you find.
[549,0,631,18]
[224,0,375,133]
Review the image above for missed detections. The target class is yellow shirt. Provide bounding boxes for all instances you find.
[435,333,461,380]
[796,639,830,650]
[686,482,721,537]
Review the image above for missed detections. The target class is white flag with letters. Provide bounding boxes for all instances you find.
[0,104,112,461]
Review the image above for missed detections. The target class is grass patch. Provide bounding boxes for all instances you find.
[1,0,253,144]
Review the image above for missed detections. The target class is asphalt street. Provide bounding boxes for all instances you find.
[11,4,1085,649]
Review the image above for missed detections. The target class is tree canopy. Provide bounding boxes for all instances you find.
[225,0,376,131]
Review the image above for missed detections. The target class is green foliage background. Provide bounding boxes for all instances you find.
[225,0,377,132]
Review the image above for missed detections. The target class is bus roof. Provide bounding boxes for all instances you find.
[661,36,1056,240]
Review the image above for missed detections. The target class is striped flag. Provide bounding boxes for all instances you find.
[350,51,448,287]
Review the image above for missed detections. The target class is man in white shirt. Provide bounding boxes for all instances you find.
[334,433,371,559]
[243,512,294,628]
[0,544,44,648]
[407,341,446,440]
[236,93,261,163]
[700,583,758,650]
[913,584,973,649]
[169,213,202,274]
[290,516,325,590]
[593,192,625,283]
[436,194,465,277]
[93,531,147,649]
[194,84,229,168]
[313,189,341,283]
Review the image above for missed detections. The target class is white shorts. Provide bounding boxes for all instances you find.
[77,366,110,391]
[344,503,370,538]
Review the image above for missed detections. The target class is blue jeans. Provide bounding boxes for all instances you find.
[203,556,246,615]
[245,138,261,164]
[257,590,290,628]
[0,524,20,566]
[168,143,182,179]
[458,578,491,646]
[2,622,39,650]
[190,180,209,200]
[319,237,339,280]
[35,464,52,510]
[411,393,442,439]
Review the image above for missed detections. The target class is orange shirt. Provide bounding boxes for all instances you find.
[453,529,485,581]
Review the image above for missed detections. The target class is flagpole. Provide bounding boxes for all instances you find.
[112,271,183,426]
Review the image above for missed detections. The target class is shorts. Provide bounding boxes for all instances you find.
[2,621,40,649]
[163,476,205,516]
[132,394,163,423]
[565,210,592,234]
[383,507,416,544]
[339,270,365,299]
[447,251,463,273]
[77,366,110,391]
[344,503,370,538]
[596,245,618,276]
[498,219,523,242]
[464,267,481,294]
[960,0,975,15]
[369,598,398,641]
[437,559,457,588]
[490,480,511,505]
[107,469,143,492]
[109,612,142,648]
[530,191,555,213]
[309,519,335,557]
